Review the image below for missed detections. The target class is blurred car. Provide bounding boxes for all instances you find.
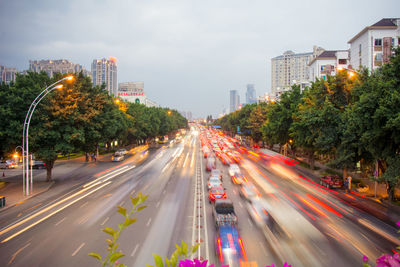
[0,161,8,169]
[209,186,227,203]
[210,169,223,180]
[228,164,240,177]
[239,182,261,200]
[112,153,124,162]
[319,175,343,189]
[208,176,223,190]
[215,225,246,265]
[231,173,246,185]
[116,149,127,155]
[30,160,46,169]
[246,198,290,240]
[206,157,216,172]
[220,154,231,165]
[6,160,17,169]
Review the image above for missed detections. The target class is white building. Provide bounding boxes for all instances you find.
[0,65,17,84]
[348,18,400,71]
[29,59,90,78]
[91,57,117,95]
[117,82,158,107]
[308,50,349,82]
[271,46,324,99]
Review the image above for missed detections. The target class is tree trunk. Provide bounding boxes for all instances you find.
[343,167,348,180]
[85,152,89,162]
[387,183,395,201]
[45,160,54,182]
[280,144,283,154]
[309,151,315,170]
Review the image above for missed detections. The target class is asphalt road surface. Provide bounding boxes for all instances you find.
[0,128,398,266]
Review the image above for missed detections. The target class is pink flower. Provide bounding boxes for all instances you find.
[178,259,213,267]
[396,220,400,228]
[376,254,400,267]
[363,255,369,262]
[283,263,292,267]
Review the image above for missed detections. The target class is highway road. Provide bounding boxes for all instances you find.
[0,127,398,266]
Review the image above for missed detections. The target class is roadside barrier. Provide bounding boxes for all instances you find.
[0,196,5,208]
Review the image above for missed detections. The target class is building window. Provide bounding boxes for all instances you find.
[338,59,347,65]
[375,53,383,61]
[374,39,382,46]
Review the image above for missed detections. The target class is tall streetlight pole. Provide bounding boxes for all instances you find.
[22,76,73,196]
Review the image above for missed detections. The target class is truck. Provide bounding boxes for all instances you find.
[212,199,238,228]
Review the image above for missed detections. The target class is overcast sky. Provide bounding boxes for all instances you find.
[1,0,399,118]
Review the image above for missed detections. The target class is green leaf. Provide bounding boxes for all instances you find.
[153,254,164,267]
[124,218,137,227]
[146,265,154,267]
[103,227,115,236]
[106,238,113,246]
[137,205,147,211]
[165,257,171,267]
[191,243,200,254]
[117,205,127,217]
[131,196,139,207]
[181,241,188,256]
[175,244,182,255]
[88,252,101,261]
[109,252,125,263]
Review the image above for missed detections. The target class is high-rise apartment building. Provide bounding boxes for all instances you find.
[91,57,118,95]
[0,65,17,84]
[245,84,256,104]
[348,18,400,71]
[230,90,240,113]
[271,46,324,99]
[29,59,90,78]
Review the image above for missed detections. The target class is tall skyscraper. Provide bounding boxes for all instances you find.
[0,65,17,84]
[29,59,90,78]
[91,57,118,95]
[245,84,256,104]
[230,90,240,113]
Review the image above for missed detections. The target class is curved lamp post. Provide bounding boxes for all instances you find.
[22,76,73,196]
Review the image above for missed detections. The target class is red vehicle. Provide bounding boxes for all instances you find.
[319,175,343,189]
[209,186,227,203]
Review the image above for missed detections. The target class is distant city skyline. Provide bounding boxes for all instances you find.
[1,0,399,118]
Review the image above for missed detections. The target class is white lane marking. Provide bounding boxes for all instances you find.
[146,218,152,227]
[183,152,189,167]
[100,217,109,226]
[1,181,112,243]
[72,242,85,257]
[8,242,31,265]
[80,202,88,208]
[131,244,140,257]
[83,165,132,188]
[358,218,400,245]
[238,202,243,208]
[55,217,66,226]
[248,218,253,227]
[190,151,195,167]
[191,157,198,250]
[156,201,160,208]
[120,201,125,206]
[162,160,173,173]
[200,142,209,261]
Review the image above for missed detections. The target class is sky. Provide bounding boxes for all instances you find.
[0,0,399,118]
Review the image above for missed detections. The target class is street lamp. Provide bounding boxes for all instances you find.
[22,75,73,196]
